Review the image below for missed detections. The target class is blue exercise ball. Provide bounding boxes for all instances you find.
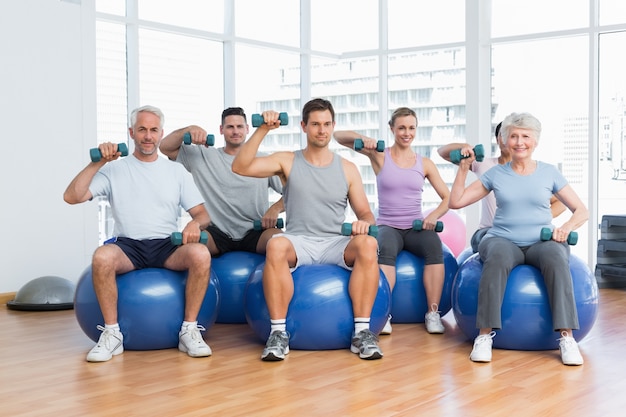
[452,254,599,350]
[390,244,458,323]
[212,251,265,324]
[244,263,391,350]
[456,247,475,267]
[74,266,220,350]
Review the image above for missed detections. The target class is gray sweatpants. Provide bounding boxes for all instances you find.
[476,236,579,331]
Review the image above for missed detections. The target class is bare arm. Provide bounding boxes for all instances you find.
[422,157,450,227]
[437,142,471,164]
[343,159,376,235]
[232,111,287,179]
[449,158,490,209]
[63,142,122,204]
[261,197,285,229]
[159,125,208,161]
[177,203,211,244]
[552,185,589,241]
[334,130,384,173]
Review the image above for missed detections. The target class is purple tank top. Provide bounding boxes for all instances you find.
[376,148,425,229]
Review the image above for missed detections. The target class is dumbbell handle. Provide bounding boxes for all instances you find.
[540,227,578,245]
[341,223,378,238]
[412,219,444,232]
[183,132,215,146]
[253,218,284,231]
[90,143,129,162]
[251,112,288,128]
[450,144,485,163]
[171,231,209,246]
[354,138,385,152]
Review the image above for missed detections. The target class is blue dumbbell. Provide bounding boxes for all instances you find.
[170,231,209,246]
[341,223,378,238]
[251,112,288,128]
[183,132,215,146]
[90,143,129,162]
[450,144,485,163]
[354,138,385,152]
[412,219,444,232]
[540,227,578,245]
[253,218,284,231]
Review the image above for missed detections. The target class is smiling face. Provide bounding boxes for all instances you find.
[129,110,163,159]
[390,114,417,147]
[504,127,537,160]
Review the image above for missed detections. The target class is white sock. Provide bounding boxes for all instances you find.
[181,321,197,330]
[104,323,120,332]
[270,319,286,333]
[354,317,370,334]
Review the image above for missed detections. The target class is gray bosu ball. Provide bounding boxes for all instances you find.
[7,276,75,311]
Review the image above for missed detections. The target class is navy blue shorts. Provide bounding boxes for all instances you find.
[106,237,177,269]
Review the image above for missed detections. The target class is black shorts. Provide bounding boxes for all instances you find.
[107,237,177,269]
[205,224,263,255]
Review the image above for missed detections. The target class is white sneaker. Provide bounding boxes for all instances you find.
[470,332,496,363]
[178,323,212,357]
[558,331,584,366]
[380,315,392,335]
[425,304,445,334]
[86,325,123,362]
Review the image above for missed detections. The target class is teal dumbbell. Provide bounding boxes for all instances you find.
[253,218,284,231]
[354,138,385,152]
[540,227,578,245]
[251,112,288,128]
[412,219,444,232]
[450,144,485,164]
[170,231,209,246]
[341,223,378,238]
[183,132,215,146]
[90,143,129,162]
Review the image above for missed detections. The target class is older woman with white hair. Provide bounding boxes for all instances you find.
[449,112,589,366]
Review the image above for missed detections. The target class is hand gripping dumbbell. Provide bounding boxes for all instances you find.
[170,231,209,246]
[412,219,444,232]
[253,218,284,231]
[540,227,578,245]
[354,138,385,152]
[341,223,378,238]
[183,132,215,146]
[90,143,129,162]
[450,144,485,164]
[251,112,289,128]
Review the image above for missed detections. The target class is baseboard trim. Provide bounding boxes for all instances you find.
[1,292,17,306]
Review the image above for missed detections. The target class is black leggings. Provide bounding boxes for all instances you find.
[377,225,444,266]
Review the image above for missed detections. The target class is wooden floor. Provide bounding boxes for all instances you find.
[3,288,626,417]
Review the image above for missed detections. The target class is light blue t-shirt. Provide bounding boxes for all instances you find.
[89,154,205,240]
[480,161,567,246]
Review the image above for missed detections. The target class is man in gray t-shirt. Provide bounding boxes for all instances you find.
[160,107,284,256]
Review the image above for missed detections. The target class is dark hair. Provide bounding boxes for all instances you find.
[221,107,247,124]
[494,122,502,139]
[302,98,335,124]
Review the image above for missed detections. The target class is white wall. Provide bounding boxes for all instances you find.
[0,0,98,293]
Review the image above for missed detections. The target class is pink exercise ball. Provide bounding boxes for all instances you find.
[424,209,466,257]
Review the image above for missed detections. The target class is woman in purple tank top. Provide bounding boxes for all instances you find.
[335,107,451,336]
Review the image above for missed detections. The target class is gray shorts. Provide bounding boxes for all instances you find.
[275,234,352,272]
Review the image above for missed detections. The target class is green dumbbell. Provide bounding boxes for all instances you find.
[251,112,288,128]
[183,132,215,146]
[253,218,284,231]
[540,227,578,245]
[170,231,209,246]
[90,143,129,162]
[450,144,485,164]
[341,223,378,238]
[412,219,444,232]
[354,138,385,152]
